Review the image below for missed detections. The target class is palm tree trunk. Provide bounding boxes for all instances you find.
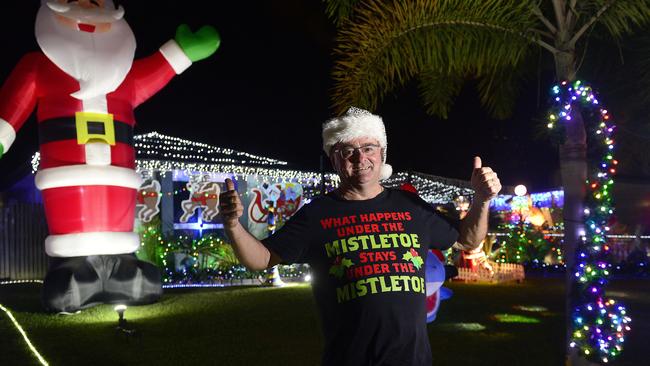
[560,130,587,365]
[554,50,593,366]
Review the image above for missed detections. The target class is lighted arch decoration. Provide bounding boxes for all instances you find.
[547,80,630,363]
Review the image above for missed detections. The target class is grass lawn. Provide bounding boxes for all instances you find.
[1,277,643,365]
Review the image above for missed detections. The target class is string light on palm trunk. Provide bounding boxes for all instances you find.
[547,80,630,363]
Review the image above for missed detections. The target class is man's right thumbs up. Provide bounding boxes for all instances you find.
[219,178,243,229]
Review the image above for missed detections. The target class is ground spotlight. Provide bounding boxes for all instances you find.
[114,304,138,339]
[114,304,127,326]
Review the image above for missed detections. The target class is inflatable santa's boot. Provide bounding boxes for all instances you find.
[42,254,162,312]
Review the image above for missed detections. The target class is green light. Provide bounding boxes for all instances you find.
[437,322,487,332]
[513,305,548,313]
[492,313,541,324]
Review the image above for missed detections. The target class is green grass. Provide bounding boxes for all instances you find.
[428,279,565,365]
[1,279,567,365]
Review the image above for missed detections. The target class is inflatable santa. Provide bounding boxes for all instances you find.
[0,0,220,312]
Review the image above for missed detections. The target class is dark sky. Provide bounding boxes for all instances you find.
[0,1,560,192]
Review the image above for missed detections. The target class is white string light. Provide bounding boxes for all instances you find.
[383,172,474,204]
[0,280,43,285]
[134,131,288,167]
[162,283,227,289]
[488,233,650,239]
[0,303,49,366]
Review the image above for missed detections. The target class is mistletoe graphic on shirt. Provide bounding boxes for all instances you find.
[329,256,354,278]
[402,248,424,270]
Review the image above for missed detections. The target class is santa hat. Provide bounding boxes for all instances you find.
[322,107,393,180]
[41,0,119,8]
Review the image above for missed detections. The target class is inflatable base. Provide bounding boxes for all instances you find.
[42,254,162,313]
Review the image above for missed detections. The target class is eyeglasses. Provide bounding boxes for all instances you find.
[333,144,381,159]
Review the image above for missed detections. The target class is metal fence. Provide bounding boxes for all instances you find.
[0,203,49,280]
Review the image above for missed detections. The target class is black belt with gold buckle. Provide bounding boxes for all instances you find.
[38,117,134,145]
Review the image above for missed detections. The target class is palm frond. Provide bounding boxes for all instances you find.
[323,0,363,25]
[417,71,466,119]
[574,0,650,41]
[475,64,529,120]
[418,63,528,120]
[331,0,540,115]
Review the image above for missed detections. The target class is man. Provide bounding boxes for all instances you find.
[0,0,219,312]
[219,107,501,365]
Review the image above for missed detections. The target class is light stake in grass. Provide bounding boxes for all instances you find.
[114,304,127,328]
[114,304,139,340]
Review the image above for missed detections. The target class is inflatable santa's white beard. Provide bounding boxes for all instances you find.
[36,1,135,100]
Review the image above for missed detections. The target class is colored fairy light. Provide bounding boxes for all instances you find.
[547,80,629,363]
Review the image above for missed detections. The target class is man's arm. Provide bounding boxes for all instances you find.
[219,178,281,271]
[455,156,502,250]
[455,199,490,251]
[0,52,41,158]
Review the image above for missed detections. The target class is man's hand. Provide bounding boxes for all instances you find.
[175,24,221,62]
[470,156,501,202]
[219,178,243,229]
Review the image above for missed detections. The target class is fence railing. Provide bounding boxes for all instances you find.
[454,263,525,283]
[0,203,49,280]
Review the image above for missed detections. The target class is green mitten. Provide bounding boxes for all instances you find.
[0,143,4,159]
[175,24,221,62]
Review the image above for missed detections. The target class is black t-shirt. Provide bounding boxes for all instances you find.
[262,188,459,366]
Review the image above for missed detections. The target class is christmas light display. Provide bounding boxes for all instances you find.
[30,132,490,201]
[383,172,474,204]
[547,80,630,363]
[494,221,561,265]
[490,190,564,211]
[137,223,312,284]
[32,132,343,186]
[136,131,288,167]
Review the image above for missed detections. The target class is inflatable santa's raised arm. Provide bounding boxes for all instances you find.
[0,0,220,312]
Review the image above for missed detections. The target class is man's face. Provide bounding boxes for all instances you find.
[52,0,114,33]
[330,137,383,186]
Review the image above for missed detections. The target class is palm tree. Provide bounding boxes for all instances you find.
[325,0,650,364]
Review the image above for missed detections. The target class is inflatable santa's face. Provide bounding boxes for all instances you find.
[36,0,136,100]
[44,0,125,33]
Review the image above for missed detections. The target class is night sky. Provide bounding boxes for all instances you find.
[0,1,560,192]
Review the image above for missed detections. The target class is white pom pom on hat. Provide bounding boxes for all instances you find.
[322,107,393,180]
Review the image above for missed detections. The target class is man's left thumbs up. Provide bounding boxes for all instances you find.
[470,156,501,202]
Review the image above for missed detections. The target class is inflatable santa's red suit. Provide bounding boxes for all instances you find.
[0,0,220,312]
